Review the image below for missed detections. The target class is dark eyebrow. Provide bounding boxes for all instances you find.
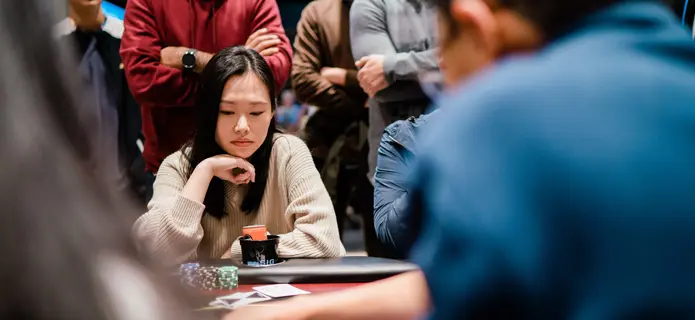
[220,100,267,105]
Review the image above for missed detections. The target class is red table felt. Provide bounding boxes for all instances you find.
[199,282,364,296]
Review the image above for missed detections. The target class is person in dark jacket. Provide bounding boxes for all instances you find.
[59,0,151,205]
[292,0,368,156]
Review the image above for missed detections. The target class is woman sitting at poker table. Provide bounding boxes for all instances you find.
[133,46,345,265]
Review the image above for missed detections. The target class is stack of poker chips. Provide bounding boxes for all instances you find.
[196,266,221,291]
[217,266,239,289]
[179,262,200,288]
[179,263,240,291]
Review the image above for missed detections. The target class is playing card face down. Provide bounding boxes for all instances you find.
[211,292,272,309]
[251,284,310,298]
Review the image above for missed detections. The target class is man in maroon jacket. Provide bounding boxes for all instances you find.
[120,0,292,172]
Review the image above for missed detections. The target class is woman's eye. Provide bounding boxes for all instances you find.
[250,112,264,116]
[220,111,234,116]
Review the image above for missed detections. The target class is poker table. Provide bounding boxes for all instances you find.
[185,256,419,312]
[194,256,419,284]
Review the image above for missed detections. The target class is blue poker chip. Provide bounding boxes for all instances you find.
[179,263,201,288]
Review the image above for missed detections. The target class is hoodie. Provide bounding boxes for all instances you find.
[120,0,292,172]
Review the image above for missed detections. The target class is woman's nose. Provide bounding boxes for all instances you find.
[235,115,250,134]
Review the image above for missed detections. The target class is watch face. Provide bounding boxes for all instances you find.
[182,52,196,68]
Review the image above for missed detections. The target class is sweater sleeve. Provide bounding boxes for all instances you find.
[132,152,206,265]
[119,0,198,107]
[291,4,362,109]
[230,137,346,258]
[251,0,293,91]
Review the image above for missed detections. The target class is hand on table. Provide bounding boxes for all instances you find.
[201,154,256,185]
[355,54,388,97]
[246,28,282,56]
[69,0,105,31]
[321,67,347,86]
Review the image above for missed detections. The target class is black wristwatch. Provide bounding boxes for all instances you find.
[182,49,197,71]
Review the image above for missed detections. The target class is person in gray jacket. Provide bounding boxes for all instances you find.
[349,0,440,182]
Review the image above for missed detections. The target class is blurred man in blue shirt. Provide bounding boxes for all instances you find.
[410,0,695,318]
[230,0,695,319]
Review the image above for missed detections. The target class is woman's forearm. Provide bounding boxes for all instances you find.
[180,161,214,203]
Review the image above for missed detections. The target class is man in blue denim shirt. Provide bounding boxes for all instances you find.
[373,111,436,257]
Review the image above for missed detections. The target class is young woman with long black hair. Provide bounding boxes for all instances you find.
[134,46,345,264]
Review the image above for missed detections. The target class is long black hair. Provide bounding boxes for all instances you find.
[0,1,190,319]
[184,46,279,218]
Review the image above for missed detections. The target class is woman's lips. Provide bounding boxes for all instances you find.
[231,141,253,147]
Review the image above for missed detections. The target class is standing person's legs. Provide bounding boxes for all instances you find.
[364,99,391,256]
[335,161,350,239]
[355,141,392,257]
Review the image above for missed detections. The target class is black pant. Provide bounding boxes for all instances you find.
[351,142,393,258]
[313,157,347,238]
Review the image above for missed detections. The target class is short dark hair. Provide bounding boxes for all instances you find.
[427,0,629,38]
[184,46,279,218]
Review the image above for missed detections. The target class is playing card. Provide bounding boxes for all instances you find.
[251,284,310,298]
[209,300,227,307]
[229,297,272,308]
[216,291,270,307]
[217,292,256,301]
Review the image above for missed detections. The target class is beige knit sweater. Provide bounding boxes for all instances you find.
[133,134,346,265]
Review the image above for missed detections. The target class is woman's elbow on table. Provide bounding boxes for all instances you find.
[132,204,205,265]
[277,219,346,258]
[319,237,347,258]
[311,226,347,258]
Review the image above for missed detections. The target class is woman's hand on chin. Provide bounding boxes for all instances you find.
[201,155,256,184]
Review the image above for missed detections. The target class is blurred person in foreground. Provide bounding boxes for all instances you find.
[120,0,292,173]
[0,1,192,319]
[230,0,695,318]
[56,0,151,205]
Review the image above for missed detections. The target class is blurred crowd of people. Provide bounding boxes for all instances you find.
[2,0,695,319]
